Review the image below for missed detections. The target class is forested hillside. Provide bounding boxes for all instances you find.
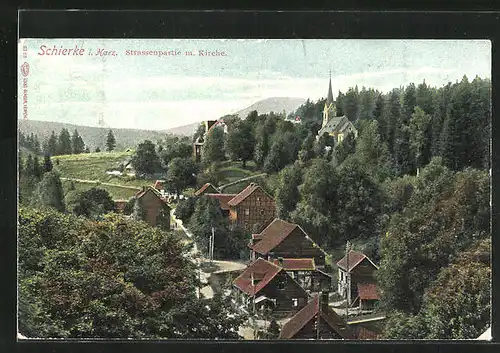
[18,75,491,339]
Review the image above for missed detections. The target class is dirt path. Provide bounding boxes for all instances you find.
[218,173,267,192]
[60,177,142,191]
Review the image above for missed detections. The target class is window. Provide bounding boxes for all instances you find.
[260,209,265,216]
[292,298,298,307]
[277,280,286,290]
[245,208,250,216]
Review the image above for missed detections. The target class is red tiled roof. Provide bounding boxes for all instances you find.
[195,183,219,196]
[232,258,282,296]
[279,295,353,339]
[356,326,379,340]
[227,183,273,207]
[205,193,236,211]
[153,180,164,190]
[336,251,373,272]
[250,218,298,255]
[272,258,316,271]
[357,283,379,300]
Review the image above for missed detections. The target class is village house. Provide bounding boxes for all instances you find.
[249,218,327,268]
[227,183,276,232]
[201,183,276,232]
[271,257,333,293]
[278,292,354,339]
[232,258,309,319]
[204,193,235,218]
[336,250,379,310]
[135,186,171,229]
[194,182,220,196]
[316,74,358,143]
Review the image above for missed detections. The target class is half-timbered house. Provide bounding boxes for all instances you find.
[227,183,276,232]
[336,251,379,309]
[278,292,354,339]
[249,218,327,268]
[233,258,309,318]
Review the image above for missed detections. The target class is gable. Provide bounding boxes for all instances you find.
[274,228,325,257]
[237,187,275,207]
[139,189,163,206]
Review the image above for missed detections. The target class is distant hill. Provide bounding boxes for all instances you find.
[162,123,200,137]
[163,97,307,137]
[18,120,170,152]
[19,97,308,142]
[233,97,306,119]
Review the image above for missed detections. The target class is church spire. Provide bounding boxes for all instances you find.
[327,70,334,105]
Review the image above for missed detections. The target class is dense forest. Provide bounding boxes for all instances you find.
[18,75,490,339]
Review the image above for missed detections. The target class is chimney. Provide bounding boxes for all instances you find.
[320,291,329,312]
[278,257,284,267]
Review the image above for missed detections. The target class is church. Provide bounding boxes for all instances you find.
[316,74,358,143]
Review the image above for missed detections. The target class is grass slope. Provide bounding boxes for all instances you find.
[55,151,155,199]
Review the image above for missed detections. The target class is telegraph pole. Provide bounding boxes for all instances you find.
[252,273,257,339]
[211,226,215,262]
[345,240,351,321]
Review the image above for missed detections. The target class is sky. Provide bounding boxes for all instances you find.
[18,39,491,131]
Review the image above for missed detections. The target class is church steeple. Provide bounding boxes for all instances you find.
[327,70,334,106]
[322,70,336,129]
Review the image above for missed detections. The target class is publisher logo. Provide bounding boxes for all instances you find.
[21,62,30,77]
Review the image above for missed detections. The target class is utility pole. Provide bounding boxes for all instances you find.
[345,240,351,321]
[252,273,256,339]
[316,296,321,339]
[211,226,215,263]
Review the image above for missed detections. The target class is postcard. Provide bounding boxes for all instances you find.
[17,38,491,340]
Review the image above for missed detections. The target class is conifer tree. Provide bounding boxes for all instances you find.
[43,154,53,173]
[106,130,116,152]
[71,129,86,154]
[33,155,42,180]
[25,154,34,177]
[402,83,417,125]
[57,128,72,155]
[46,131,58,156]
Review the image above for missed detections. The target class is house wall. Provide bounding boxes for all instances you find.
[260,271,308,318]
[338,259,377,301]
[138,191,166,228]
[271,228,326,266]
[232,188,276,232]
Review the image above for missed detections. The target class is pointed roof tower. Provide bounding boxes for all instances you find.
[327,70,334,105]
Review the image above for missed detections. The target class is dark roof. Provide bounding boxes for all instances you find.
[250,218,298,255]
[227,183,273,207]
[233,258,282,296]
[336,251,378,272]
[153,180,164,190]
[195,183,219,196]
[327,76,334,106]
[205,193,236,211]
[357,283,379,300]
[279,295,353,339]
[272,258,316,271]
